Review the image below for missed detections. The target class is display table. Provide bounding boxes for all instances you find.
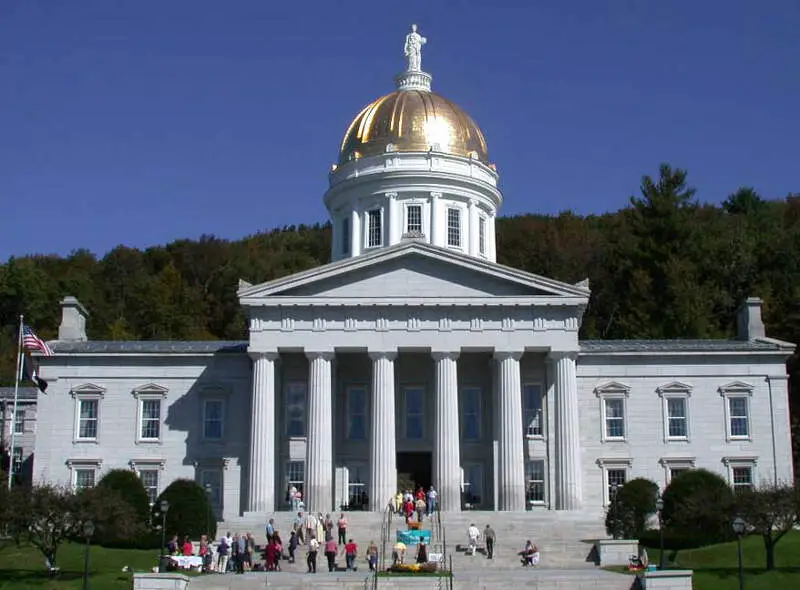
[169,555,203,570]
[396,529,431,545]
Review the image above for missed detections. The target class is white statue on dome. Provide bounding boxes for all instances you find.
[403,24,427,72]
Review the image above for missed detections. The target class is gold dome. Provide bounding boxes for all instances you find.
[339,90,489,165]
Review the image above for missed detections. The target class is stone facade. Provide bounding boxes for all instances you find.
[1,386,37,485]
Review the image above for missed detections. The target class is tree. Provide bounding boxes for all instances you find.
[153,479,216,541]
[605,478,659,539]
[95,469,152,547]
[735,484,799,570]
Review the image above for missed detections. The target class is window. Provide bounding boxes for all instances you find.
[286,461,305,506]
[346,385,367,440]
[719,381,754,441]
[463,463,483,508]
[732,466,753,491]
[478,216,486,255]
[367,208,382,247]
[203,400,224,440]
[598,458,632,505]
[595,382,629,442]
[78,400,99,440]
[285,382,307,437]
[404,386,424,439]
[446,208,461,247]
[666,398,687,439]
[525,460,546,506]
[659,457,696,484]
[406,204,422,234]
[341,218,350,255]
[523,384,543,437]
[75,469,96,490]
[347,464,367,510]
[607,468,627,503]
[461,387,481,440]
[13,409,25,434]
[200,469,222,516]
[12,447,22,468]
[139,469,159,504]
[140,399,161,441]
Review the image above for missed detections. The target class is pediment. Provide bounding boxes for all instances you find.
[718,380,754,394]
[594,381,631,397]
[70,383,106,398]
[656,381,693,395]
[132,383,169,397]
[239,241,590,303]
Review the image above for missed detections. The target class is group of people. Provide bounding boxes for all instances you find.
[464,524,541,566]
[392,486,438,522]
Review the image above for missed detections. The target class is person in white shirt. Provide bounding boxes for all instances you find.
[467,524,480,556]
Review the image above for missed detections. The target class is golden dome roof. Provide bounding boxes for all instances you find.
[338,89,489,166]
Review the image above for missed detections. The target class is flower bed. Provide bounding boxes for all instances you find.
[388,562,439,574]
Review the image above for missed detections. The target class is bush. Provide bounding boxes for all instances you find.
[94,469,154,548]
[605,477,659,539]
[152,479,216,542]
[661,469,735,547]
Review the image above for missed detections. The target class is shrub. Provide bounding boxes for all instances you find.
[661,469,735,547]
[152,479,216,541]
[605,477,659,539]
[94,469,153,548]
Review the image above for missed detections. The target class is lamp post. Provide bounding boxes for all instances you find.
[655,495,665,569]
[204,483,212,536]
[82,520,94,590]
[159,499,170,561]
[610,483,620,539]
[733,517,746,590]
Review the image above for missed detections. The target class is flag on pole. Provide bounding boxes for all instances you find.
[22,353,48,393]
[22,324,54,356]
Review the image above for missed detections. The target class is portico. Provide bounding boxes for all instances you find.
[239,240,590,514]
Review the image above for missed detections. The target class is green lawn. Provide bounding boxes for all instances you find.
[0,541,161,589]
[639,532,800,590]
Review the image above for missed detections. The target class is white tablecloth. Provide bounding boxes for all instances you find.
[169,555,204,569]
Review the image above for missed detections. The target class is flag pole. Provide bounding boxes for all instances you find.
[8,315,23,491]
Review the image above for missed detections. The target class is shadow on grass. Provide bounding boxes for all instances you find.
[693,566,800,577]
[0,569,84,582]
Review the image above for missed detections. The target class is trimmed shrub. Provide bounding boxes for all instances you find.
[152,479,217,541]
[661,469,735,547]
[94,469,154,548]
[605,477,659,539]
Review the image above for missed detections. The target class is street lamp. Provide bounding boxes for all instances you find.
[204,483,212,536]
[732,517,746,590]
[159,499,170,561]
[82,520,95,590]
[655,495,665,569]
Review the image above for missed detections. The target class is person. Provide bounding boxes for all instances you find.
[198,536,211,572]
[167,535,179,555]
[307,536,319,573]
[266,518,275,543]
[337,513,348,545]
[288,530,298,563]
[325,537,338,572]
[484,524,496,559]
[343,538,358,571]
[521,540,540,566]
[426,486,437,515]
[182,536,193,556]
[415,497,426,522]
[216,535,230,574]
[273,533,283,571]
[467,523,480,556]
[236,533,247,573]
[293,512,304,544]
[367,540,379,571]
[265,539,278,571]
[289,485,299,511]
[392,541,406,565]
[416,540,428,564]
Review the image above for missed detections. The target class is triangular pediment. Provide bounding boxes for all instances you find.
[718,380,755,394]
[238,241,590,303]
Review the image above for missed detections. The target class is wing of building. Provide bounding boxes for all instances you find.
[33,28,795,519]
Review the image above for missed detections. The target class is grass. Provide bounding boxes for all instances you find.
[609,531,800,590]
[0,541,163,589]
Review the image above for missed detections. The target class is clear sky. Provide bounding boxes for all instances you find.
[1,1,798,259]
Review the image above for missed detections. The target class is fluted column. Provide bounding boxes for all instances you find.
[305,350,335,512]
[430,192,441,247]
[467,199,478,256]
[553,351,582,510]
[432,351,461,511]
[369,351,397,511]
[351,207,361,257]
[248,351,279,512]
[495,351,526,511]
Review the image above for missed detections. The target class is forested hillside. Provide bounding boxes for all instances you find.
[1,164,798,455]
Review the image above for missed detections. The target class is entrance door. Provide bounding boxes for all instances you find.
[396,452,432,491]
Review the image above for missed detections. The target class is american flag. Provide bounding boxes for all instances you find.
[22,324,54,357]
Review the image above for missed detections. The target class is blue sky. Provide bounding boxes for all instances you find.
[1,1,798,259]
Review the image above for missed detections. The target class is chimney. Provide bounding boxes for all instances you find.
[736,297,765,341]
[58,296,89,342]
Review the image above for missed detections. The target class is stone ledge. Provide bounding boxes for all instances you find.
[132,573,190,590]
[595,538,639,566]
[642,569,693,589]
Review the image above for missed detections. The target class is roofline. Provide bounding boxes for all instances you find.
[238,296,590,308]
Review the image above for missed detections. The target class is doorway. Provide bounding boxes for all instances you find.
[396,452,432,491]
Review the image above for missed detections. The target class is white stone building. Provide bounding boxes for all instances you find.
[34,28,794,521]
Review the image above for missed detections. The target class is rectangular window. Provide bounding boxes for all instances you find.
[406,204,422,234]
[341,218,350,255]
[461,387,481,440]
[200,469,222,516]
[666,397,687,439]
[203,400,224,440]
[404,386,424,439]
[728,397,749,438]
[286,461,305,505]
[139,469,159,504]
[367,209,382,247]
[606,468,627,504]
[523,384,543,437]
[478,216,486,255]
[446,208,461,247]
[347,386,367,440]
[78,400,98,440]
[285,382,307,437]
[604,399,625,439]
[75,468,96,490]
[525,460,546,506]
[140,399,161,440]
[347,463,368,510]
[12,447,22,467]
[463,463,483,508]
[732,466,753,491]
[14,409,25,434]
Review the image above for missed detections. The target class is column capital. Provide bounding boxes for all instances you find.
[493,350,523,362]
[385,191,398,199]
[306,350,336,362]
[368,350,398,361]
[468,198,478,207]
[430,191,443,199]
[548,350,578,362]
[431,350,459,362]
[248,350,280,362]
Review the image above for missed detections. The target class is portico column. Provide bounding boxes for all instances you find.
[495,351,526,511]
[248,351,279,512]
[467,199,478,256]
[305,350,335,512]
[552,351,582,510]
[369,351,397,511]
[432,351,461,511]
